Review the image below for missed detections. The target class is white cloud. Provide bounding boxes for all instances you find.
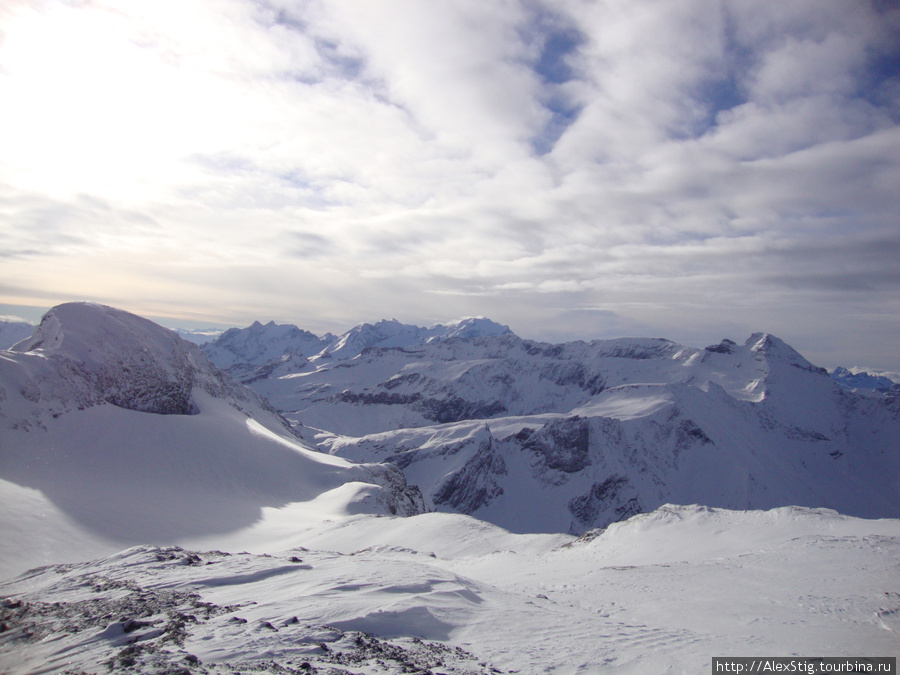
[0,0,898,369]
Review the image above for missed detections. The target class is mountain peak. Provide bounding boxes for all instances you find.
[204,320,329,378]
[8,302,254,416]
[14,302,180,369]
[431,317,513,340]
[746,332,823,373]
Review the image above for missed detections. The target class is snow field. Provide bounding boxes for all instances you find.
[2,506,898,674]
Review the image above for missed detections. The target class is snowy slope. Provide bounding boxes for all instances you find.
[240,329,900,534]
[1,505,897,674]
[0,303,424,578]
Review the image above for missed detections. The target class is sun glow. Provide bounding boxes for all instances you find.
[0,2,242,201]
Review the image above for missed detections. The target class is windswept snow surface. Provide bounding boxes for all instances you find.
[1,506,898,674]
[0,303,424,579]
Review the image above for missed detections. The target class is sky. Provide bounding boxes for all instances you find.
[1,0,899,371]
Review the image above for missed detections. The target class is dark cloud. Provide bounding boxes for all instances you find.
[285,231,336,259]
[764,234,900,293]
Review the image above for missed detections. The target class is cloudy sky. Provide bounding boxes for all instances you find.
[1,0,898,370]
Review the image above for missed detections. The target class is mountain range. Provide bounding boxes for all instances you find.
[0,318,34,350]
[200,316,900,535]
[1,304,898,673]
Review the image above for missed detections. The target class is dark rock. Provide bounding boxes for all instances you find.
[433,433,505,513]
[523,416,591,473]
[568,475,640,527]
[121,618,153,633]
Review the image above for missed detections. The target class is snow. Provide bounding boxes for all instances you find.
[1,506,897,674]
[0,318,33,350]
[1,303,898,674]
[202,316,513,382]
[201,320,329,382]
[230,323,899,538]
[831,366,900,391]
[0,303,424,579]
[0,391,421,579]
[425,317,512,341]
[316,362,900,534]
[571,383,675,420]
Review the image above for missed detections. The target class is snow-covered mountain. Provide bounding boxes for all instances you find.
[0,303,424,578]
[831,365,899,392]
[201,317,512,382]
[232,327,900,534]
[201,320,334,383]
[0,317,34,350]
[1,305,898,674]
[317,317,512,361]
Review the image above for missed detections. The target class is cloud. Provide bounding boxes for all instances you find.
[0,0,899,369]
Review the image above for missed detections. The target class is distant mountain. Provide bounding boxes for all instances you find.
[233,326,900,535]
[202,320,334,383]
[173,327,224,344]
[0,303,424,577]
[201,316,512,381]
[0,318,34,349]
[831,365,899,392]
[319,317,512,361]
